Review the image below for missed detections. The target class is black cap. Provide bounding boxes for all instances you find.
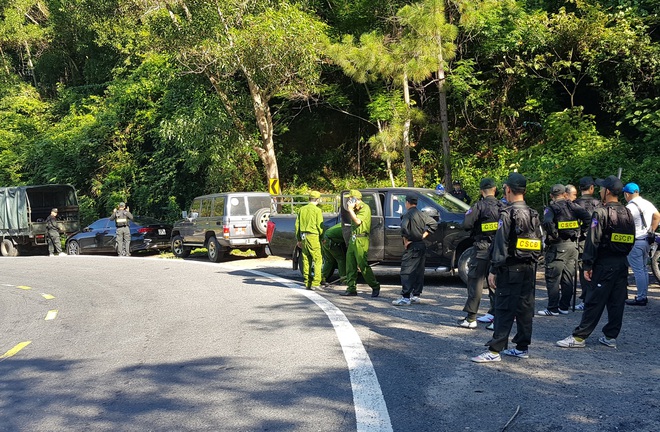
[51,208,58,213]
[505,172,526,189]
[452,180,461,185]
[479,178,496,189]
[595,175,623,195]
[578,176,595,188]
[550,184,565,195]
[405,195,418,205]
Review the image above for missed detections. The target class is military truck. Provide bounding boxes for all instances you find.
[0,184,81,256]
[267,187,474,283]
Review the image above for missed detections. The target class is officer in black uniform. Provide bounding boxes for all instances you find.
[472,173,543,362]
[450,180,471,204]
[557,175,635,349]
[458,178,503,328]
[573,176,602,309]
[46,208,65,256]
[392,195,438,306]
[538,184,591,316]
[109,202,133,256]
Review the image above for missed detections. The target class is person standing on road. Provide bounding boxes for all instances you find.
[557,175,635,349]
[472,173,543,363]
[392,195,438,306]
[296,191,324,290]
[46,208,66,256]
[537,184,591,317]
[109,202,133,257]
[321,223,347,287]
[450,180,471,204]
[458,178,503,328]
[341,190,381,298]
[573,176,602,310]
[623,183,660,306]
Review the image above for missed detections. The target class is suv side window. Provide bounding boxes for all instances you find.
[391,194,407,218]
[200,199,212,218]
[247,195,271,214]
[213,197,225,217]
[190,199,202,218]
[228,197,245,216]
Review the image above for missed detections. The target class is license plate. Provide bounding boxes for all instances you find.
[158,229,166,235]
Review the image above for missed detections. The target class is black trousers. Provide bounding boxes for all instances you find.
[487,263,535,352]
[400,242,426,298]
[463,253,491,321]
[573,256,628,340]
[544,242,577,311]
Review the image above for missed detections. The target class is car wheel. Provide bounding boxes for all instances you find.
[66,240,81,255]
[207,236,225,263]
[457,246,474,285]
[255,245,269,258]
[252,208,270,237]
[1,239,17,257]
[652,249,660,285]
[171,235,190,258]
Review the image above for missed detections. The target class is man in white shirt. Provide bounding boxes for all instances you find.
[623,183,660,306]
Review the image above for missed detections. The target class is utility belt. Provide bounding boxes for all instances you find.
[300,232,319,240]
[116,224,128,228]
[350,233,368,242]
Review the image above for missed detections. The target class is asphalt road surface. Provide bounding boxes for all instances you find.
[1,254,659,432]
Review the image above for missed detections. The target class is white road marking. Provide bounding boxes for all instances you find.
[246,269,393,432]
[45,310,58,320]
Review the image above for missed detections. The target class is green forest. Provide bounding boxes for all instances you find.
[1,0,659,223]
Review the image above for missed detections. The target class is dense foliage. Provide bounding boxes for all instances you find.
[1,0,658,223]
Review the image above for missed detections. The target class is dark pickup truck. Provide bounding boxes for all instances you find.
[267,188,474,282]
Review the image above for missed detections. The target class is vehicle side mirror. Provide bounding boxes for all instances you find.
[83,227,92,232]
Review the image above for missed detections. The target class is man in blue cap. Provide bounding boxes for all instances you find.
[623,182,660,306]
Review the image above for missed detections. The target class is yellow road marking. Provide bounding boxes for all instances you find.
[0,341,31,360]
[41,293,55,300]
[17,285,32,290]
[45,310,58,320]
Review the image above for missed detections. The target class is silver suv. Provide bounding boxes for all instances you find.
[170,192,271,262]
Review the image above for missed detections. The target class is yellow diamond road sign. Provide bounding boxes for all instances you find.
[269,178,280,195]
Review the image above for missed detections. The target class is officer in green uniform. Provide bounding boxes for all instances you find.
[341,190,381,297]
[321,223,346,286]
[46,208,65,256]
[295,191,324,289]
[109,202,133,256]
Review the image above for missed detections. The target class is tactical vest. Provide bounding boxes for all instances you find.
[601,205,635,255]
[548,201,580,241]
[507,206,543,262]
[473,199,503,240]
[574,196,600,216]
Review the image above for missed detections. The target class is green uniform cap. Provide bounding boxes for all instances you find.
[309,190,321,199]
[348,189,362,199]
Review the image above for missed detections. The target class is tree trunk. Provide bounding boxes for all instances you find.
[377,120,396,187]
[402,76,414,187]
[437,56,451,188]
[247,79,279,185]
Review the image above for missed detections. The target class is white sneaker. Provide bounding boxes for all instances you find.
[410,296,421,304]
[477,313,494,323]
[556,335,586,348]
[558,308,569,315]
[575,302,585,310]
[457,319,477,329]
[59,252,67,256]
[392,296,411,306]
[537,309,560,316]
[471,351,501,363]
[501,348,529,359]
[49,254,55,257]
[486,322,494,331]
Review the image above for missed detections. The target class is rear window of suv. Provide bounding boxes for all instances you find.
[247,195,271,214]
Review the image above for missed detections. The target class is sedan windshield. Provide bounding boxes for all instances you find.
[420,189,470,213]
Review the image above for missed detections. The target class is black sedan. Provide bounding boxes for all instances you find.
[65,217,172,255]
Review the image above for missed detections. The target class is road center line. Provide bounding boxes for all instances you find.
[244,269,393,432]
[0,341,32,360]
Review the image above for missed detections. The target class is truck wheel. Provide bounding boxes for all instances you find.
[457,246,474,285]
[652,249,660,285]
[67,240,81,255]
[207,236,225,263]
[1,239,17,257]
[171,235,191,258]
[252,208,270,237]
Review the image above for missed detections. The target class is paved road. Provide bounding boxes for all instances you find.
[2,254,659,432]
